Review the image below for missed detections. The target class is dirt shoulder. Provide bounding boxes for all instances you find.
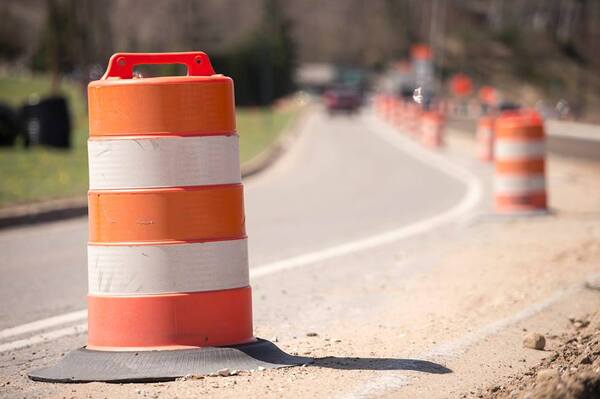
[480,310,600,399]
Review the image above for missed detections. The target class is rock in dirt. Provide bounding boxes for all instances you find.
[523,332,546,350]
[536,368,560,383]
[217,368,232,377]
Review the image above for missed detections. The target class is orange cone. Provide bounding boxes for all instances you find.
[494,109,547,213]
[29,52,305,383]
[477,115,495,162]
[420,111,444,149]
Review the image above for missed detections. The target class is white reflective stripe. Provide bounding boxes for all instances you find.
[88,135,241,189]
[88,239,248,295]
[495,139,545,160]
[494,175,546,195]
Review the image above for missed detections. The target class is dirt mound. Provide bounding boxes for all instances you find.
[482,312,600,399]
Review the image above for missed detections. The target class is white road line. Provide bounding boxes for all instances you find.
[0,323,88,353]
[341,285,579,399]
[0,310,87,341]
[250,113,482,278]
[0,110,483,353]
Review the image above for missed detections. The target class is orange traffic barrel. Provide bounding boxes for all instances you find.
[421,111,444,149]
[392,98,403,129]
[384,95,396,122]
[29,52,303,383]
[477,115,495,162]
[494,109,547,213]
[406,102,422,138]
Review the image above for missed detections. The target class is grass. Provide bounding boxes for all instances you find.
[0,74,301,207]
[237,106,298,163]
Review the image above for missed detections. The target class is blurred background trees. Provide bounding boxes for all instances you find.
[0,0,598,110]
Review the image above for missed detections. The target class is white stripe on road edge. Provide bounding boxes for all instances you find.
[0,310,87,341]
[0,323,88,354]
[250,113,483,279]
[0,110,483,353]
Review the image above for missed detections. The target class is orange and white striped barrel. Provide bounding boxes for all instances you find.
[477,115,495,162]
[406,103,422,138]
[86,52,252,350]
[421,111,444,148]
[383,95,393,122]
[391,97,402,127]
[494,110,547,213]
[374,94,386,118]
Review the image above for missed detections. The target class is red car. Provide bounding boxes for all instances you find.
[323,87,362,113]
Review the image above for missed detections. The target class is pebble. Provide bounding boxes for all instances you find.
[306,332,318,337]
[257,366,266,371]
[523,332,546,350]
[217,368,232,377]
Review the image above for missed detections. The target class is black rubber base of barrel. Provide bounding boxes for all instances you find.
[29,339,310,383]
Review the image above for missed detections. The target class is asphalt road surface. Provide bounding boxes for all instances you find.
[0,108,465,330]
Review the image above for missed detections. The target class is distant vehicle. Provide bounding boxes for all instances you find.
[498,101,521,112]
[323,86,362,113]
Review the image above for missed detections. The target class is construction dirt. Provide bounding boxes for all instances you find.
[479,310,600,399]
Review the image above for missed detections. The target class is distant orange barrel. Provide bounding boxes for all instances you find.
[385,96,394,122]
[494,110,547,213]
[392,98,404,129]
[477,115,495,162]
[375,94,387,118]
[421,111,444,148]
[86,52,252,350]
[406,102,422,137]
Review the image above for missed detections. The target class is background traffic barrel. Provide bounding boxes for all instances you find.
[477,115,495,162]
[421,110,444,148]
[406,102,422,138]
[29,52,304,383]
[494,109,547,213]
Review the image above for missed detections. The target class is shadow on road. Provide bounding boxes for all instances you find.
[310,356,452,374]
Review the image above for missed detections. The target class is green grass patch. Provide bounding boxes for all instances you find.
[237,106,298,163]
[0,74,300,207]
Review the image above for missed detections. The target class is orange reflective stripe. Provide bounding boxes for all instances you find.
[88,78,235,136]
[88,184,245,244]
[495,159,545,174]
[87,287,253,349]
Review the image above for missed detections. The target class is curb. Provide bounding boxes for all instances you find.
[0,105,313,230]
[240,103,313,179]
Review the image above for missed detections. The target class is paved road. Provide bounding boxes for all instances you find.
[0,108,465,330]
